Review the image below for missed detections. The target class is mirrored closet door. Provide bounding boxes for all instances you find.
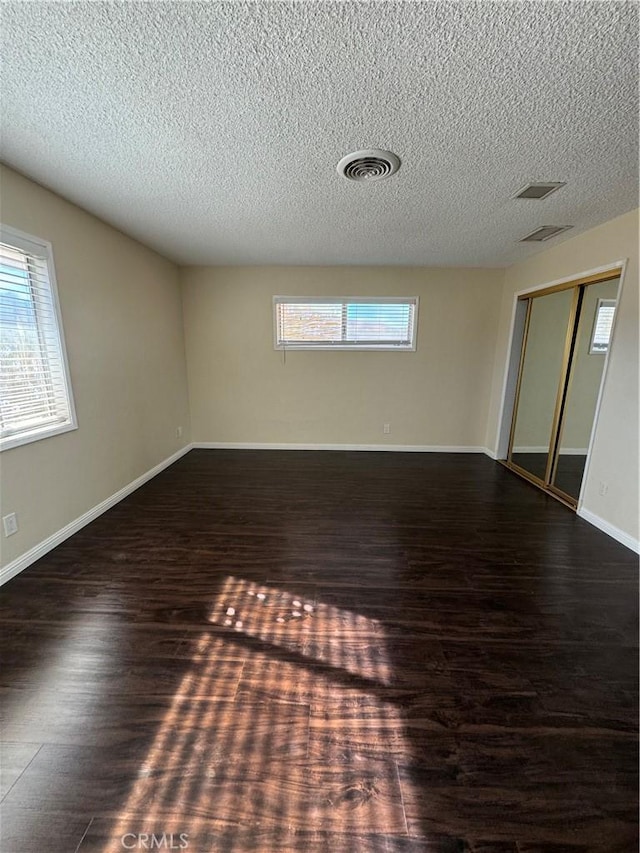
[505,269,621,507]
[510,288,575,485]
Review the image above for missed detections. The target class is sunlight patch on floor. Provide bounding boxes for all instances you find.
[99,575,408,851]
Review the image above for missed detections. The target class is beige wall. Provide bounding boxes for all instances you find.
[0,166,191,569]
[486,208,639,543]
[181,266,503,448]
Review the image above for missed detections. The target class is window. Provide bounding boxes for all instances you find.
[0,225,77,450]
[274,296,418,351]
[589,298,616,354]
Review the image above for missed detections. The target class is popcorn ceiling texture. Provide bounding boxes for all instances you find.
[1,1,637,267]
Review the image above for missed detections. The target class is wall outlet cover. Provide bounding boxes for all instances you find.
[3,513,18,537]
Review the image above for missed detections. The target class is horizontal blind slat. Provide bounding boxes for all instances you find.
[1,236,74,442]
[276,298,415,348]
[1,415,69,437]
[1,388,65,403]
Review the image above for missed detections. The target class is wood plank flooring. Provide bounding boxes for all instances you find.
[1,450,637,852]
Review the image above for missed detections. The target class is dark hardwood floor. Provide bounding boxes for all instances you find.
[1,450,637,853]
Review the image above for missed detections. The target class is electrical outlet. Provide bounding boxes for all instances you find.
[176,426,183,438]
[2,512,18,537]
[598,481,608,497]
[383,423,391,435]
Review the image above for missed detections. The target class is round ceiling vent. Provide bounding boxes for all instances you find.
[337,148,401,182]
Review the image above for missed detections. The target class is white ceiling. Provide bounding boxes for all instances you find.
[1,2,638,267]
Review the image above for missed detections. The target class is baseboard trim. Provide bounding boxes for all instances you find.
[513,446,588,455]
[192,442,488,453]
[577,507,640,554]
[0,444,193,586]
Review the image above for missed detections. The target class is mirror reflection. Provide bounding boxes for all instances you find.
[553,279,619,499]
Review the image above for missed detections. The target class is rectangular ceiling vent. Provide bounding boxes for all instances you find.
[520,225,573,243]
[514,182,566,200]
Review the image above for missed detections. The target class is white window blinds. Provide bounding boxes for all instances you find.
[0,227,76,450]
[274,297,418,350]
[589,298,616,354]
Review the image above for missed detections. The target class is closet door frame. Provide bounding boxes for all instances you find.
[500,264,625,510]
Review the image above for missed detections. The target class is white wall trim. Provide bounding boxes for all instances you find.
[492,296,528,461]
[0,444,193,586]
[577,507,640,555]
[512,446,588,455]
[193,442,488,453]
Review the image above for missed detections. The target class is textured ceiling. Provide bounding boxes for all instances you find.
[1,1,638,267]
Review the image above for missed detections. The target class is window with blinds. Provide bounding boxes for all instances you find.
[0,226,77,450]
[274,297,418,350]
[589,298,616,354]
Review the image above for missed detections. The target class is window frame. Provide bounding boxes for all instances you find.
[0,224,78,452]
[273,296,419,351]
[588,297,616,355]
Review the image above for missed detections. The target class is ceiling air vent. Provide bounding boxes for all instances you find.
[337,149,401,182]
[520,225,573,242]
[514,182,566,200]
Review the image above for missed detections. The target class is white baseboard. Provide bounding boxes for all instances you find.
[0,444,193,587]
[577,507,640,554]
[513,446,588,455]
[483,447,499,459]
[193,442,488,453]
